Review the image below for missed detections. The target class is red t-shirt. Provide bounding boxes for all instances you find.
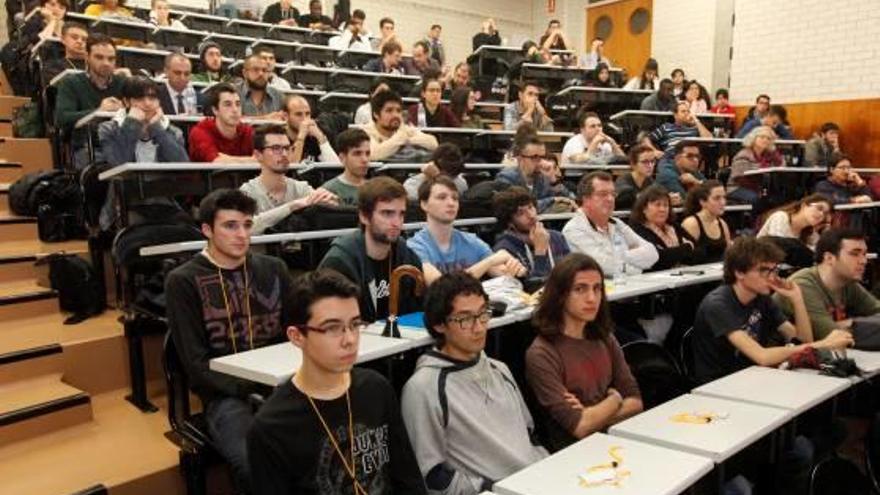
[188,118,254,162]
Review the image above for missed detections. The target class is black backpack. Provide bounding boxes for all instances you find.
[36,253,105,324]
[10,170,87,242]
[9,170,60,217]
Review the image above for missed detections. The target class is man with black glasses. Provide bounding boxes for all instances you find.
[497,136,576,213]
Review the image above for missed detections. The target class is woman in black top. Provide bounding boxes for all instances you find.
[680,180,731,263]
[615,144,656,210]
[629,185,694,271]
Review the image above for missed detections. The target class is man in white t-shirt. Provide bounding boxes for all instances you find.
[561,111,625,166]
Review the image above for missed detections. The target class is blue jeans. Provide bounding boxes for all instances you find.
[205,397,254,494]
[727,187,759,206]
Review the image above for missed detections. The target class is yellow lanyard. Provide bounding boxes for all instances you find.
[304,391,368,495]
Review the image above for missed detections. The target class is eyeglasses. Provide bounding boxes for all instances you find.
[301,321,366,338]
[262,144,291,154]
[755,265,780,278]
[591,190,617,199]
[446,310,492,331]
[520,154,548,161]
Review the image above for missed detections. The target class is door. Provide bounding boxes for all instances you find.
[586,0,653,79]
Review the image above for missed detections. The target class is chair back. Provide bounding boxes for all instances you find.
[162,331,192,433]
[810,456,871,495]
[679,326,696,379]
[622,340,689,409]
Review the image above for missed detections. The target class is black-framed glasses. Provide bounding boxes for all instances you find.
[446,310,492,331]
[755,264,780,278]
[520,154,548,161]
[300,321,366,338]
[262,144,291,154]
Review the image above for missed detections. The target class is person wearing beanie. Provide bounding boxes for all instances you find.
[192,40,228,84]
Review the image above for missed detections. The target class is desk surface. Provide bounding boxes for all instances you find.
[847,349,880,378]
[608,393,791,463]
[675,136,806,146]
[834,201,880,211]
[741,166,826,176]
[556,86,653,96]
[493,432,713,495]
[693,366,851,414]
[474,45,573,56]
[610,110,735,121]
[209,335,413,386]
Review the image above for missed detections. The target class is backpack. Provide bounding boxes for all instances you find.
[10,170,87,241]
[9,170,60,216]
[35,253,104,324]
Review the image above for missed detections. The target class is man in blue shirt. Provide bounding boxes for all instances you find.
[649,100,712,161]
[736,104,794,140]
[655,141,706,197]
[497,136,576,213]
[408,175,526,283]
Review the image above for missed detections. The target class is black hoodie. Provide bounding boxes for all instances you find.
[319,229,424,322]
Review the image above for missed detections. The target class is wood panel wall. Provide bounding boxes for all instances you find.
[734,98,880,167]
[586,0,653,79]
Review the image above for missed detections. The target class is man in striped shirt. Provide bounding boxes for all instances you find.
[649,100,712,162]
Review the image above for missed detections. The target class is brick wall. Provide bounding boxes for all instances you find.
[729,0,880,105]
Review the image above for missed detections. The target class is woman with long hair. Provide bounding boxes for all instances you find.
[682,80,710,115]
[757,193,831,248]
[450,87,484,129]
[623,57,659,90]
[681,179,731,263]
[629,185,695,271]
[526,253,643,451]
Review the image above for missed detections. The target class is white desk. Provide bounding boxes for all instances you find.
[555,86,653,97]
[209,335,413,386]
[834,201,880,211]
[693,366,851,414]
[742,166,827,176]
[609,394,791,463]
[493,433,713,495]
[847,349,880,378]
[640,262,725,289]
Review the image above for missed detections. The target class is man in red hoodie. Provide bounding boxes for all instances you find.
[188,83,255,163]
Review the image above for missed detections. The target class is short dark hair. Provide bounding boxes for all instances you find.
[715,88,729,99]
[519,80,541,94]
[62,22,87,36]
[671,68,684,78]
[628,144,655,166]
[577,110,600,129]
[308,0,321,7]
[576,171,613,200]
[370,89,403,122]
[253,124,288,150]
[287,269,360,330]
[756,94,770,102]
[532,253,612,340]
[683,179,723,218]
[379,17,394,28]
[121,76,159,101]
[493,186,536,227]
[815,228,867,264]
[820,122,840,134]
[198,189,257,227]
[413,40,430,53]
[252,45,274,58]
[358,176,406,218]
[723,237,784,284]
[630,185,674,226]
[43,0,69,7]
[369,77,391,95]
[423,272,487,345]
[381,40,402,56]
[207,82,238,113]
[418,174,458,203]
[767,104,787,121]
[351,9,365,20]
[516,136,544,156]
[548,19,560,27]
[86,33,115,53]
[431,143,465,177]
[673,140,699,157]
[431,24,442,30]
[335,128,370,155]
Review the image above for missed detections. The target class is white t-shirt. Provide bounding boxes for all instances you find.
[561,133,615,165]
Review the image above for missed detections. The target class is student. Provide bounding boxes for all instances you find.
[364,40,404,75]
[562,171,658,276]
[407,77,460,128]
[736,104,793,140]
[240,125,338,234]
[727,125,783,206]
[149,0,186,28]
[321,128,371,206]
[408,175,526,283]
[401,273,548,493]
[649,100,712,161]
[526,253,643,451]
[493,187,570,280]
[655,141,706,198]
[188,83,255,163]
[298,0,333,29]
[628,185,695,272]
[670,68,686,97]
[40,22,88,83]
[623,57,659,91]
[284,95,339,163]
[402,143,468,201]
[498,136,576,213]
[319,177,423,322]
[710,88,735,116]
[814,153,875,205]
[374,17,398,51]
[587,62,614,88]
[775,228,880,340]
[262,0,300,25]
[166,189,294,493]
[745,93,771,122]
[192,41,228,84]
[472,17,500,51]
[756,194,831,249]
[425,24,446,66]
[582,37,611,69]
[405,40,441,77]
[54,33,125,168]
[449,88,484,130]
[247,269,427,495]
[363,90,438,162]
[539,19,570,51]
[22,0,67,45]
[682,80,709,115]
[84,0,133,18]
[638,78,676,112]
[252,46,292,91]
[614,144,657,210]
[355,79,391,125]
[681,180,731,264]
[504,81,554,131]
[237,54,285,120]
[692,236,853,384]
[157,53,198,116]
[328,9,371,51]
[561,111,624,166]
[804,122,841,169]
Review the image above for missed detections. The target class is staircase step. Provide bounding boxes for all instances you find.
[0,292,58,322]
[0,161,23,183]
[0,344,63,386]
[0,182,9,212]
[0,96,30,120]
[0,138,54,173]
[0,280,56,307]
[0,122,12,138]
[0,215,38,242]
[0,238,88,260]
[0,374,92,448]
[0,258,49,285]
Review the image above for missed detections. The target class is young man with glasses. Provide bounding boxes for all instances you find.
[166,189,295,493]
[561,111,625,166]
[497,136,577,213]
[504,81,554,131]
[240,125,338,234]
[655,141,706,198]
[248,269,427,494]
[693,237,853,384]
[401,272,548,493]
[774,228,879,340]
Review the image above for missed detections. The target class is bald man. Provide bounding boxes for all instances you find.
[284,95,340,163]
[158,52,198,115]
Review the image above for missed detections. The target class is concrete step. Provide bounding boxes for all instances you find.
[0,138,54,173]
[0,374,92,448]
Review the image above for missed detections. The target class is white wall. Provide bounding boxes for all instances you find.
[532,0,586,57]
[728,0,880,105]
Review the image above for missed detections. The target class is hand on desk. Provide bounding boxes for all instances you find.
[290,187,338,211]
[852,195,873,204]
[814,329,854,350]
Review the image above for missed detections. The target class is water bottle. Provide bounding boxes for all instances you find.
[417,104,427,127]
[612,235,628,286]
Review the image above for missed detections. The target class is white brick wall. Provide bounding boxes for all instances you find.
[729,0,880,104]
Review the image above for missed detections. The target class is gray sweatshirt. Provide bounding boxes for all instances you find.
[401,350,548,495]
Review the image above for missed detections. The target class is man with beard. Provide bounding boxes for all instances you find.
[319,177,424,322]
[321,128,372,206]
[497,136,576,213]
[364,90,438,162]
[236,54,285,120]
[189,83,255,162]
[492,187,570,280]
[192,40,228,84]
[284,95,340,163]
[240,125,338,234]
